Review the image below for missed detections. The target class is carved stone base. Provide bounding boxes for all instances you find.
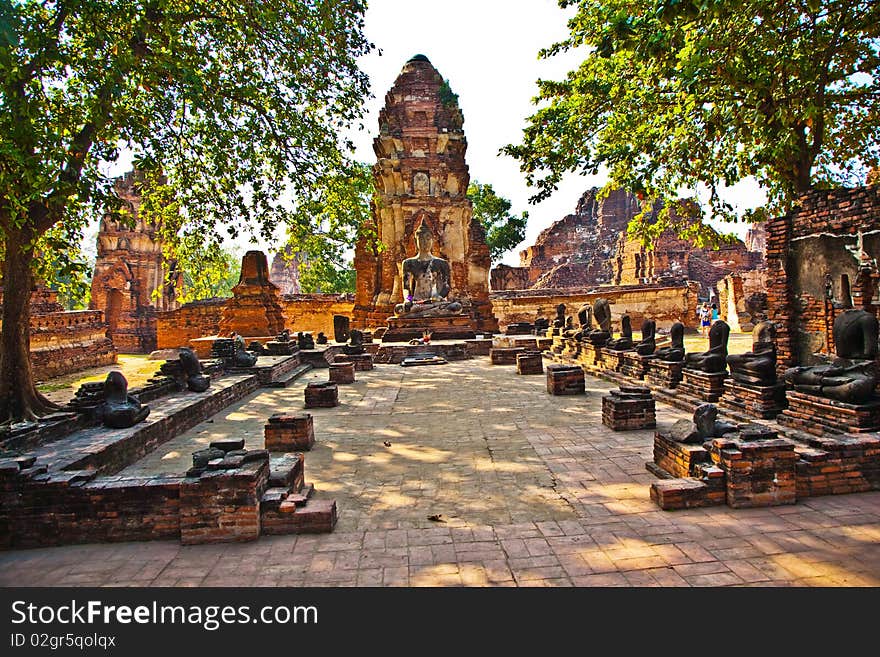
[645,359,684,389]
[516,352,544,375]
[620,353,654,380]
[677,369,727,403]
[546,364,585,395]
[720,380,786,419]
[778,391,880,435]
[382,315,477,342]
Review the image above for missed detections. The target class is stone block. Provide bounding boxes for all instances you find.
[546,364,585,395]
[304,382,339,408]
[516,352,544,375]
[328,361,356,384]
[490,347,525,365]
[265,413,315,452]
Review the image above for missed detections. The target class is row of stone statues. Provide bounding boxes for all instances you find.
[555,299,879,405]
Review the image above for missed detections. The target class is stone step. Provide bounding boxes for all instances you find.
[265,362,313,388]
[261,498,337,535]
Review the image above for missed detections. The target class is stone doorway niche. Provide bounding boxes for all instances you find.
[106,288,124,334]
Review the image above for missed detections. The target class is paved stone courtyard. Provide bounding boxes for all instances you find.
[2,359,879,586]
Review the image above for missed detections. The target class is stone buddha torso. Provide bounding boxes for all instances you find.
[784,308,878,403]
[685,320,730,373]
[394,218,462,318]
[727,321,777,385]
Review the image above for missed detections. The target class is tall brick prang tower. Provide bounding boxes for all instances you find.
[90,169,181,352]
[352,54,497,334]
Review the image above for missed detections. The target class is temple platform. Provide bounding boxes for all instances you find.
[720,380,787,420]
[778,391,880,435]
[372,339,484,364]
[381,314,477,342]
[645,359,684,389]
[676,369,727,403]
[620,353,654,380]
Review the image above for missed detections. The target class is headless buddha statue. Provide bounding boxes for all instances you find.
[685,320,730,373]
[101,371,150,429]
[606,315,634,351]
[655,322,685,362]
[783,308,878,403]
[584,298,612,346]
[727,321,777,386]
[394,218,462,318]
[179,347,210,392]
[635,319,657,356]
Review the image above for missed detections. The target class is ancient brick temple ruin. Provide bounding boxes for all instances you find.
[0,286,116,380]
[217,250,286,339]
[269,246,304,296]
[765,185,880,370]
[492,188,761,297]
[352,54,497,334]
[90,170,181,353]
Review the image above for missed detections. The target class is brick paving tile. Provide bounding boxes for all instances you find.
[2,360,878,588]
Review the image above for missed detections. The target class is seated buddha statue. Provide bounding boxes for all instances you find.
[231,332,258,367]
[727,321,778,386]
[655,322,685,362]
[783,308,878,403]
[584,298,612,346]
[685,319,730,373]
[101,371,150,429]
[393,218,463,318]
[635,319,657,356]
[552,303,567,331]
[606,315,634,351]
[179,347,210,392]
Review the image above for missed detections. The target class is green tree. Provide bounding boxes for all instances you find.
[503,0,880,238]
[467,181,529,261]
[171,236,241,304]
[0,1,372,423]
[283,161,376,294]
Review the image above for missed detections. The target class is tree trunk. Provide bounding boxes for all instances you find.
[0,226,59,425]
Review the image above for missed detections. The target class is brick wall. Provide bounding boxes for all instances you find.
[489,282,701,332]
[157,295,356,349]
[765,185,880,371]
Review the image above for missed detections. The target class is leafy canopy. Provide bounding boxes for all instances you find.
[467,181,529,261]
[282,161,376,294]
[503,0,880,230]
[0,0,373,269]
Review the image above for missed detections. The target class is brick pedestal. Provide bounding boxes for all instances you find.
[650,468,726,510]
[490,347,525,365]
[536,337,553,351]
[645,359,684,389]
[677,369,727,402]
[304,382,339,408]
[652,432,711,478]
[620,353,654,380]
[601,349,626,373]
[334,353,373,371]
[720,380,786,419]
[516,352,544,375]
[264,413,315,451]
[602,387,656,430]
[329,361,356,384]
[546,364,585,395]
[778,391,880,435]
[709,435,798,508]
[179,454,270,545]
